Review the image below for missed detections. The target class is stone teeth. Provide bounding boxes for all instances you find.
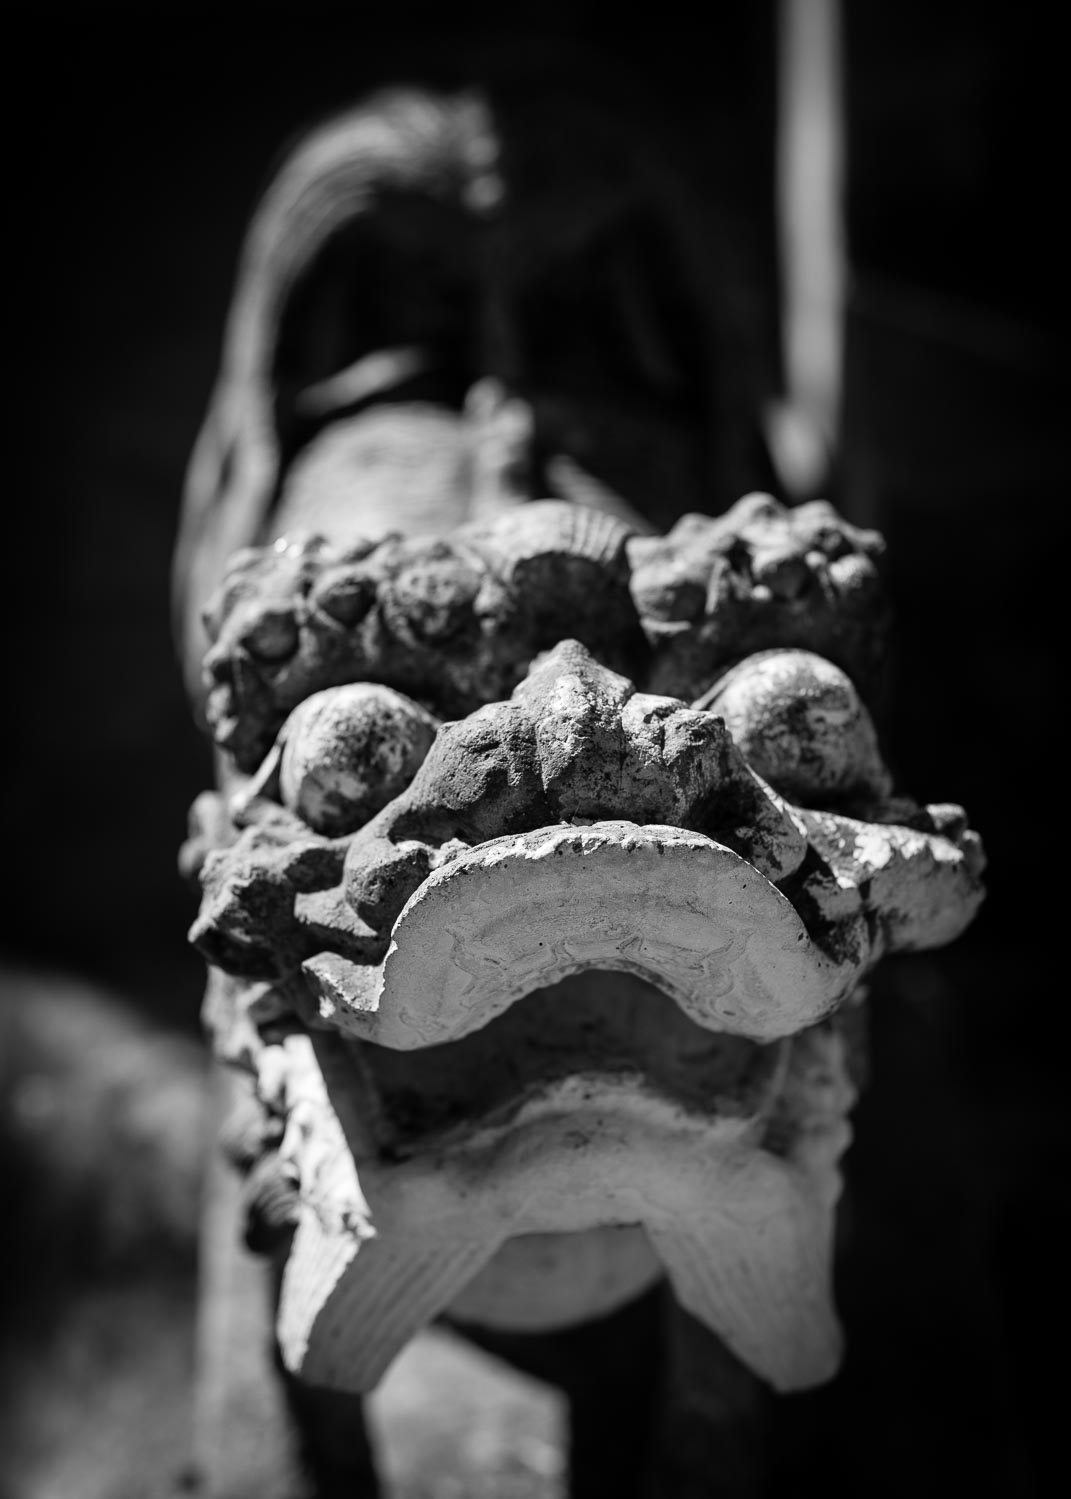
[278,1214,504,1392]
[270,1033,505,1392]
[651,1025,853,1390]
[641,1022,856,1391]
[302,821,858,1047]
[273,1027,854,1395]
[649,1188,841,1392]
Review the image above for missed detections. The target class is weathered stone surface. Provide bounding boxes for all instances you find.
[259,1020,853,1394]
[696,648,893,810]
[194,491,892,777]
[182,552,983,1400]
[629,492,889,702]
[795,805,986,954]
[340,639,809,934]
[188,638,983,1053]
[273,682,439,835]
[311,823,855,1047]
[199,503,642,771]
[175,82,985,1451]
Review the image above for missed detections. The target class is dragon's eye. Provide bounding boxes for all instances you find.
[241,607,298,663]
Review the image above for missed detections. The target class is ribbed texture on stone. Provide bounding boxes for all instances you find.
[279,1212,502,1391]
[651,1211,841,1392]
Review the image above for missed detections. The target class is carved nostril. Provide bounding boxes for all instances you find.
[241,607,299,663]
[753,553,813,601]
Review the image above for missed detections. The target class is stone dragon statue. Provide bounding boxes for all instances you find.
[174,85,984,1497]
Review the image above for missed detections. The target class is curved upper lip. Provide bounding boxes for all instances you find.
[303,820,862,1046]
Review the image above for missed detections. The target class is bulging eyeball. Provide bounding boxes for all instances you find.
[701,649,892,807]
[279,684,439,835]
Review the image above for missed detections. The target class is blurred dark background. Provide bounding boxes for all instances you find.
[2,2,1065,1496]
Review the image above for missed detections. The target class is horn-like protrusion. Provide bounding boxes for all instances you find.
[304,821,858,1046]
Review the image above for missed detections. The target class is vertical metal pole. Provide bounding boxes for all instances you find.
[772,0,846,504]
